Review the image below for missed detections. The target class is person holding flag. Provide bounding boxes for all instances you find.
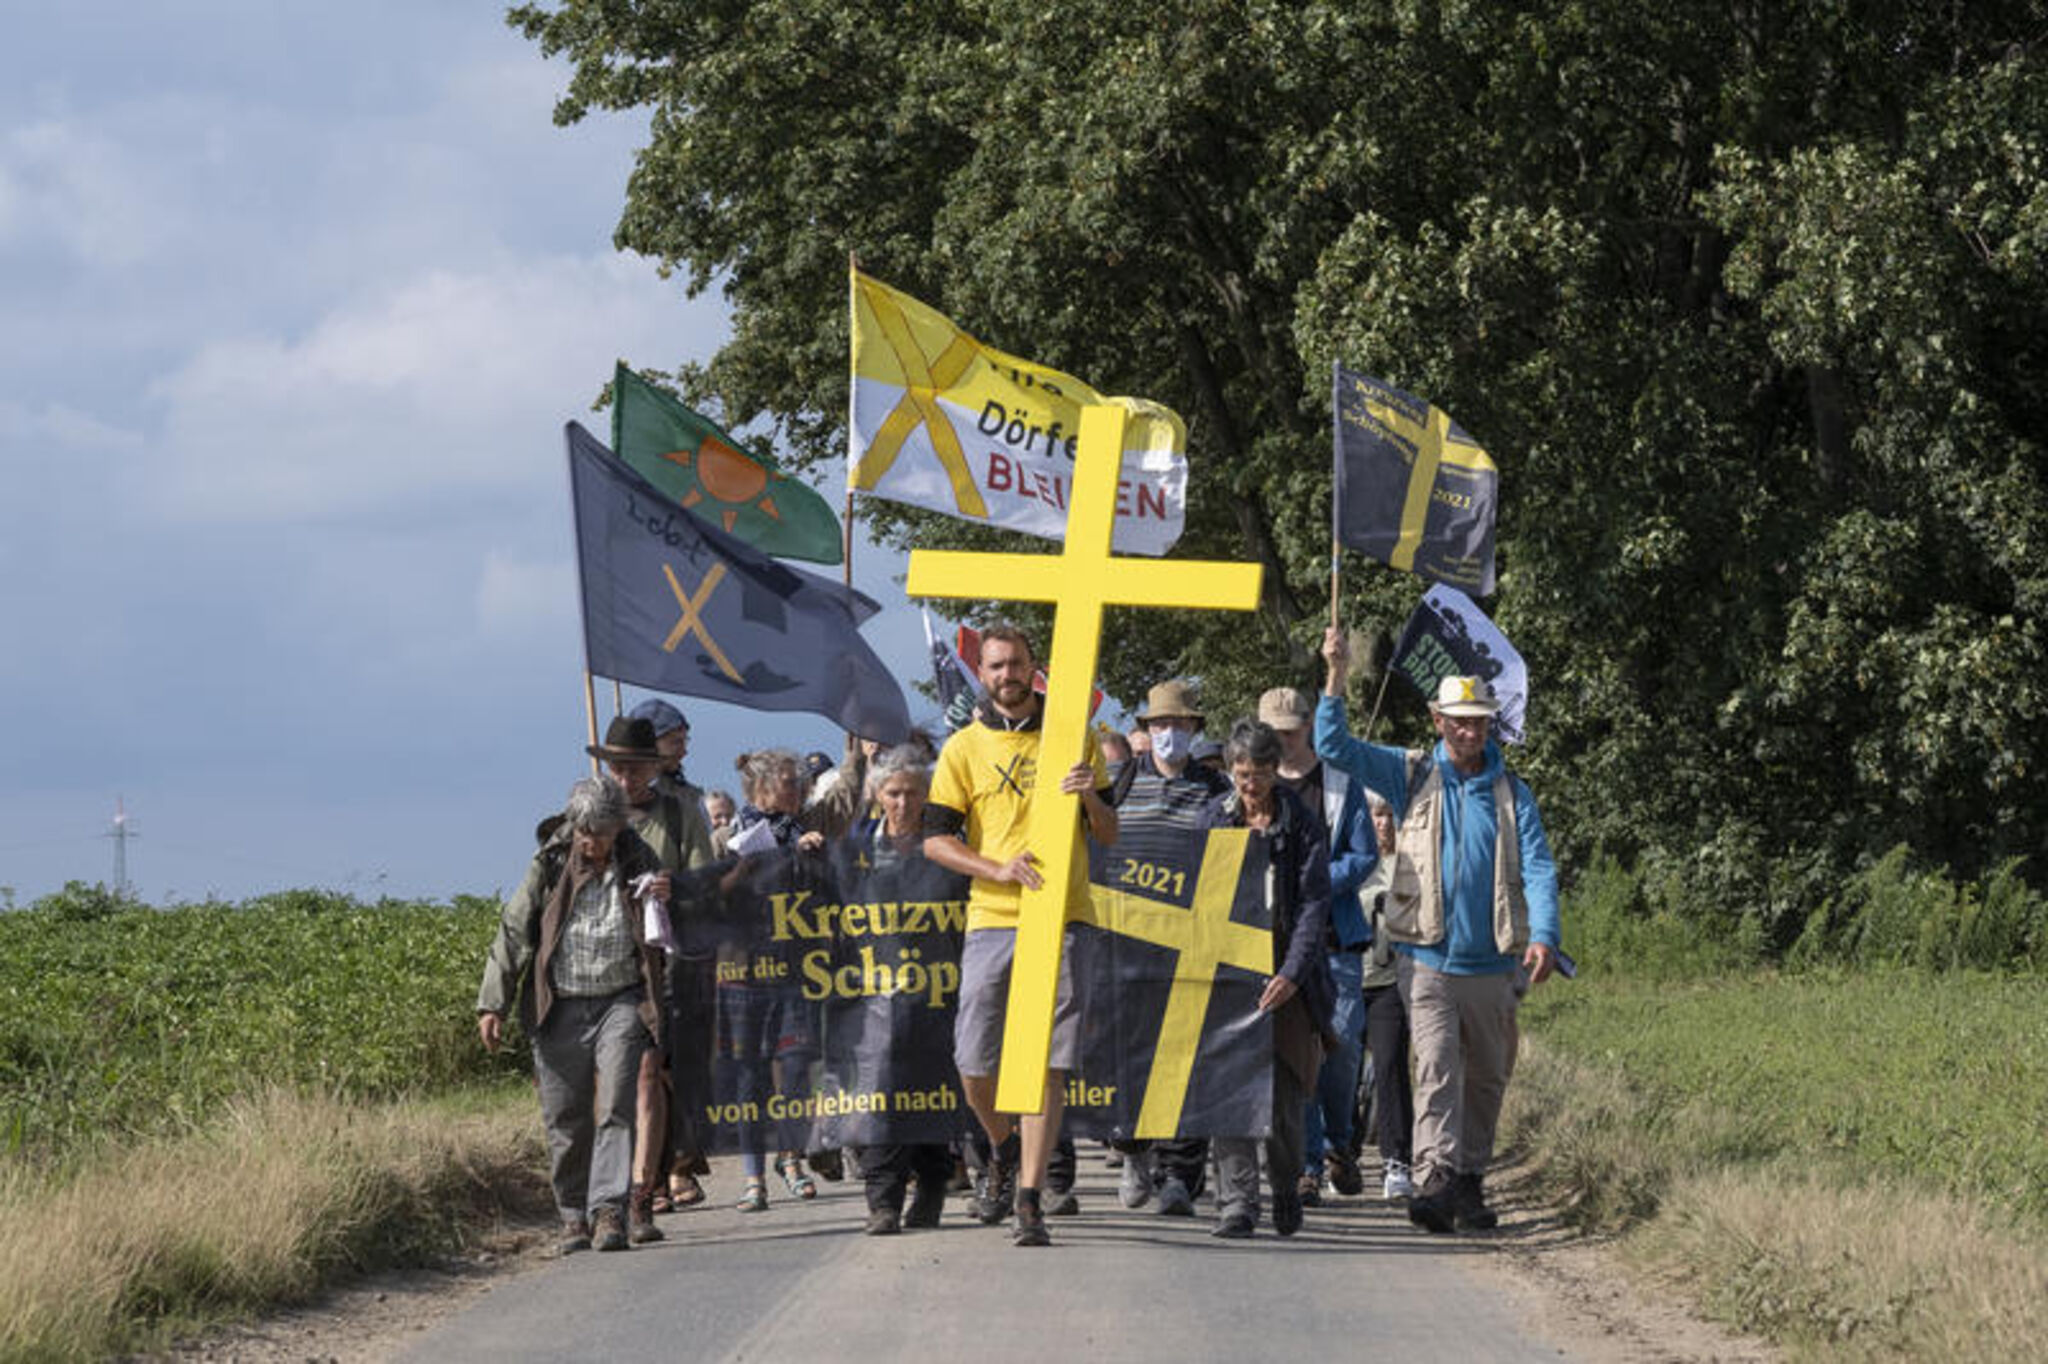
[921,625,1118,1247]
[1316,627,1561,1234]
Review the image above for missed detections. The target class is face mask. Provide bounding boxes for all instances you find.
[1150,726,1194,765]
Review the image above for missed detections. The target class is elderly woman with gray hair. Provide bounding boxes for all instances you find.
[477,776,670,1256]
[1200,719,1335,1240]
[831,742,970,1234]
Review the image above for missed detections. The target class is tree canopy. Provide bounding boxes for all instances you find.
[513,0,2048,933]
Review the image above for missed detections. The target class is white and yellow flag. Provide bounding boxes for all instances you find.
[849,268,1187,556]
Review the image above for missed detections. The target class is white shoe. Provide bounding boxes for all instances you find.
[1118,1150,1155,1209]
[1382,1160,1415,1200]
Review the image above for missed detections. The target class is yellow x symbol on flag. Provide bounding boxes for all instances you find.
[661,562,744,684]
[1356,388,1495,575]
[851,275,989,517]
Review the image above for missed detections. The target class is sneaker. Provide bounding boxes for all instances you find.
[557,1217,592,1256]
[1044,1187,1080,1217]
[1382,1160,1416,1201]
[905,1180,946,1229]
[864,1206,901,1236]
[592,1204,629,1252]
[628,1184,665,1244]
[1211,1208,1255,1239]
[1451,1171,1499,1231]
[1406,1174,1457,1235]
[1012,1189,1050,1246]
[1326,1151,1364,1197]
[1156,1176,1195,1217]
[1296,1171,1323,1209]
[735,1182,769,1213]
[1118,1149,1155,1209]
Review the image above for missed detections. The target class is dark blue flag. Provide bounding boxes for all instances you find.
[567,422,910,742]
[1332,364,1499,596]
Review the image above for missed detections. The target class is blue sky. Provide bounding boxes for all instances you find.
[0,3,945,904]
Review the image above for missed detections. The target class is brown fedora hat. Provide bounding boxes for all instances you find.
[586,715,663,763]
[1135,679,1204,724]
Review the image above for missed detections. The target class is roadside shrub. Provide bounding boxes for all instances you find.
[1791,847,2048,972]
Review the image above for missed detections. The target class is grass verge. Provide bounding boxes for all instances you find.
[0,1084,545,1364]
[1505,973,2048,1359]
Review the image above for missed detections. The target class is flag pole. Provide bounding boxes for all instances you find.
[1328,537,1341,630]
[612,679,623,717]
[583,670,601,777]
[1360,662,1393,744]
[844,247,860,598]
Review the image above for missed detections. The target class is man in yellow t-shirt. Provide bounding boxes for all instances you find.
[923,624,1117,1247]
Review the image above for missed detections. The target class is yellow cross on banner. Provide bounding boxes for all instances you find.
[660,561,744,683]
[907,403,1264,1113]
[1091,829,1271,1138]
[1357,390,1494,576]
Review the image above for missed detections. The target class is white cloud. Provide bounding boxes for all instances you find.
[139,251,723,521]
[0,118,181,267]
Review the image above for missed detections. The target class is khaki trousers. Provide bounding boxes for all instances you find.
[1398,957,1519,1186]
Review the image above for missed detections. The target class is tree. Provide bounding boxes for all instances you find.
[514,0,2048,930]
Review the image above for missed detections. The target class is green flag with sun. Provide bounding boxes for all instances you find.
[611,363,844,564]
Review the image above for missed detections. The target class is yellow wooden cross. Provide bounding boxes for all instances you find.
[906,403,1264,1112]
[1091,828,1271,1137]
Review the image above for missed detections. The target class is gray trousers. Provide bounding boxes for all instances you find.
[1399,957,1519,1186]
[1213,1060,1308,1222]
[532,990,649,1221]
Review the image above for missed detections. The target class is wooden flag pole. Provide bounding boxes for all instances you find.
[583,670,601,777]
[611,679,623,717]
[1328,536,1342,630]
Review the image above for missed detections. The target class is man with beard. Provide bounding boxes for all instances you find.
[922,625,1118,1247]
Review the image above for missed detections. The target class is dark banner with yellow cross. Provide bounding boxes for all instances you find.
[1066,826,1277,1141]
[1332,364,1499,596]
[567,421,909,741]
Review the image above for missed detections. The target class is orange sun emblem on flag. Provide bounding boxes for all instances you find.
[662,436,783,532]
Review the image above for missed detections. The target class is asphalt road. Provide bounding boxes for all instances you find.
[402,1153,1571,1363]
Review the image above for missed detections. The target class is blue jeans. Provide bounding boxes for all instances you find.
[1303,951,1366,1167]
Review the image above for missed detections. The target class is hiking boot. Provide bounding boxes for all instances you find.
[1296,1170,1322,1209]
[1452,1171,1499,1231]
[1211,1207,1255,1239]
[592,1204,629,1252]
[1273,1183,1304,1238]
[808,1148,845,1182]
[1118,1148,1155,1209]
[1382,1159,1416,1201]
[864,1206,901,1236]
[905,1179,946,1229]
[628,1183,665,1244]
[557,1217,592,1256]
[1155,1175,1195,1217]
[1406,1173,1457,1234]
[1044,1187,1080,1217]
[1326,1150,1364,1197]
[1012,1189,1050,1246]
[979,1136,1018,1223]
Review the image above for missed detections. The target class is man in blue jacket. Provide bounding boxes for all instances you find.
[1316,627,1561,1234]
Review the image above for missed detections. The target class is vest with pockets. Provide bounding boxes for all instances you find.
[1383,751,1529,955]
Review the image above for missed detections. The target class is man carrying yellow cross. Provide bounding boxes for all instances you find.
[922,625,1118,1247]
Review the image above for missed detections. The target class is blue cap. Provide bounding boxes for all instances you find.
[627,698,688,736]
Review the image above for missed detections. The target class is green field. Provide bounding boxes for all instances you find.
[0,889,523,1162]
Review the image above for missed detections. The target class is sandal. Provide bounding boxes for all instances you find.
[736,1183,769,1213]
[779,1156,817,1200]
[670,1173,706,1207]
[650,1187,675,1215]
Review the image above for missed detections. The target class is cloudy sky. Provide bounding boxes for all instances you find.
[0,3,941,905]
